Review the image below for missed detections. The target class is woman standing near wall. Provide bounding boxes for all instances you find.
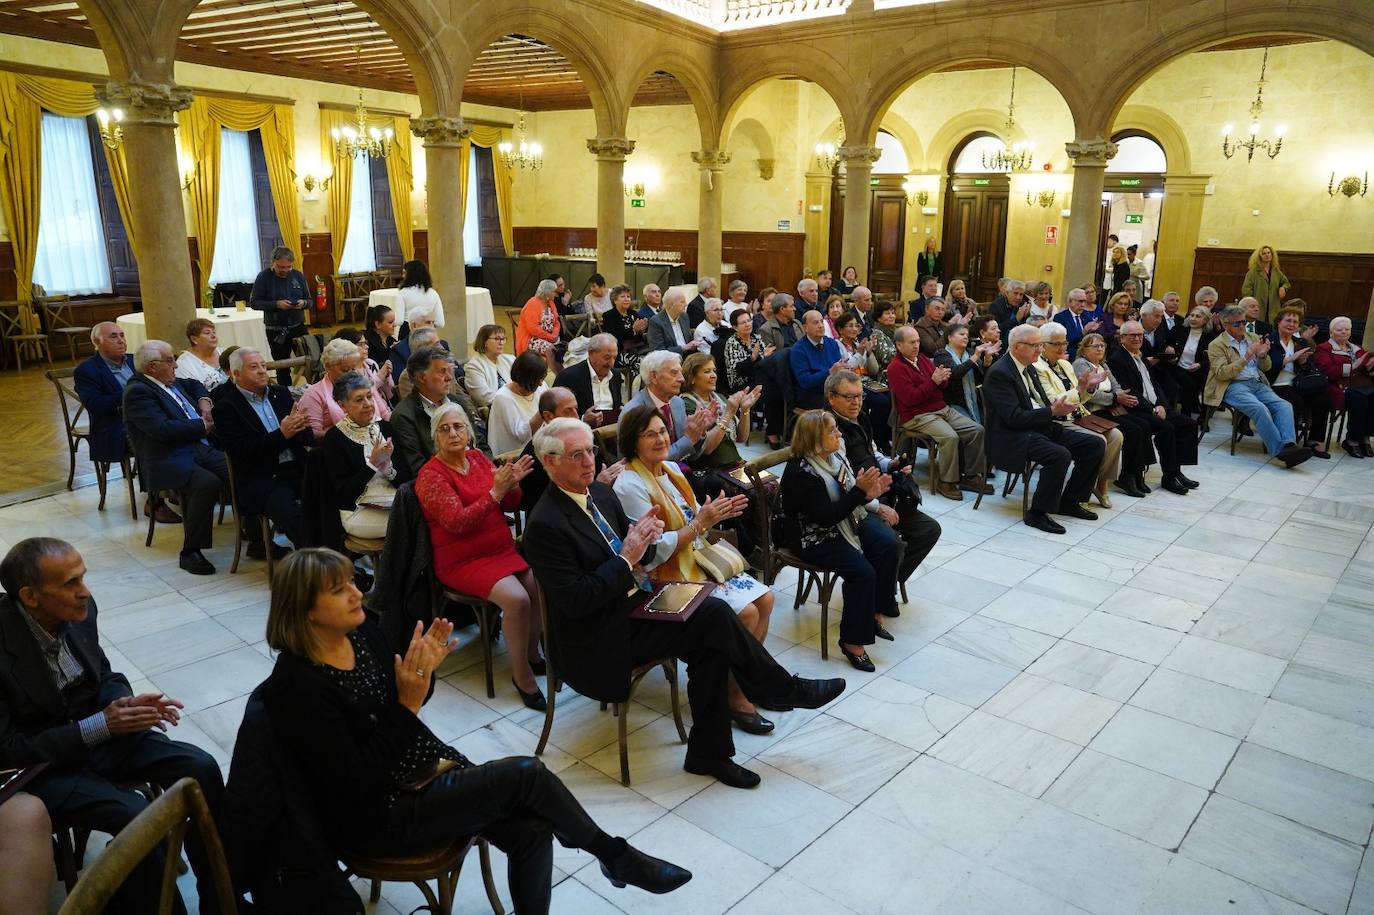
[916,238,941,287]
[1241,245,1290,323]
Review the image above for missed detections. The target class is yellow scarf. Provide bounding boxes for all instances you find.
[627,457,703,583]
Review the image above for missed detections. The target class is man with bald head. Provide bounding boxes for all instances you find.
[639,283,662,319]
[848,286,875,339]
[647,288,701,356]
[517,387,623,513]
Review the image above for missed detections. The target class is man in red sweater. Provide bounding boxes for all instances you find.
[889,326,992,500]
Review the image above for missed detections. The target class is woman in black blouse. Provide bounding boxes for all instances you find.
[262,549,691,912]
[721,307,771,393]
[601,283,648,376]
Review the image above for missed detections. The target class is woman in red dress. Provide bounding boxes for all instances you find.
[416,401,547,709]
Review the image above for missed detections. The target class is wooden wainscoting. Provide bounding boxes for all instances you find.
[1190,247,1374,319]
[511,226,806,294]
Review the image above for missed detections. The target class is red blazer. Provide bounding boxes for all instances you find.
[1313,340,1369,412]
[888,351,947,423]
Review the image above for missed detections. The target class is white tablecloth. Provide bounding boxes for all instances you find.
[368,286,495,356]
[118,309,271,355]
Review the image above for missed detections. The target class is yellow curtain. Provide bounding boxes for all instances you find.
[319,108,356,292]
[386,114,414,262]
[464,125,513,256]
[0,73,42,307]
[179,97,299,300]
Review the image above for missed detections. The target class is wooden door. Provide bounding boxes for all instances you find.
[246,130,284,266]
[85,117,137,297]
[941,175,1009,302]
[868,189,906,297]
[474,147,504,258]
[370,155,403,270]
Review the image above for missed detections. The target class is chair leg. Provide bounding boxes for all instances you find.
[122,458,137,520]
[369,878,382,903]
[145,492,159,547]
[261,517,274,578]
[899,580,908,604]
[480,840,505,915]
[94,461,108,508]
[230,510,244,574]
[410,878,444,915]
[819,574,830,660]
[535,672,557,755]
[617,697,631,786]
[1022,464,1033,515]
[217,490,227,524]
[480,604,496,699]
[664,659,688,743]
[66,438,78,491]
[54,828,79,892]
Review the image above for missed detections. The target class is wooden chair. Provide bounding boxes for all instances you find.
[337,273,374,324]
[45,368,139,518]
[1000,460,1040,515]
[53,782,163,892]
[265,355,312,389]
[343,836,505,915]
[1198,403,1248,455]
[742,447,842,659]
[432,583,500,699]
[533,582,688,787]
[0,299,52,370]
[224,452,273,575]
[37,293,90,362]
[593,422,620,464]
[55,778,237,915]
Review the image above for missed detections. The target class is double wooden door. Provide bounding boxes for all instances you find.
[941,174,1009,302]
[828,175,907,298]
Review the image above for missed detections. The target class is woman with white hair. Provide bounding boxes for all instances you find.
[1314,316,1373,458]
[299,338,392,436]
[517,278,561,357]
[321,371,404,538]
[415,401,548,708]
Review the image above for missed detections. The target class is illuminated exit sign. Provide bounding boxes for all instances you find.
[630,198,645,208]
[1125,214,1144,224]
[1119,178,1142,187]
[973,178,991,186]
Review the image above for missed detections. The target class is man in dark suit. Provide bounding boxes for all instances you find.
[523,418,845,790]
[907,274,942,323]
[211,347,314,555]
[391,345,481,480]
[517,388,624,514]
[1139,300,1181,409]
[848,285,875,340]
[686,276,716,328]
[553,333,622,423]
[988,279,1028,342]
[0,538,225,913]
[982,325,1104,534]
[123,340,229,575]
[1240,296,1274,338]
[646,289,703,356]
[1110,320,1199,495]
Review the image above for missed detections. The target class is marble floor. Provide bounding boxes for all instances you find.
[6,423,1374,915]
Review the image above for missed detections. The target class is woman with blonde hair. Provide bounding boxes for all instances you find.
[1108,245,1130,295]
[1241,244,1290,322]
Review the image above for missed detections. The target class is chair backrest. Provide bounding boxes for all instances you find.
[266,356,312,388]
[742,446,790,572]
[45,367,88,441]
[56,777,237,915]
[36,293,76,327]
[292,333,325,382]
[0,300,38,337]
[593,422,619,463]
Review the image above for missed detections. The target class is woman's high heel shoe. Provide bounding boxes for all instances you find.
[512,678,547,711]
[837,640,875,672]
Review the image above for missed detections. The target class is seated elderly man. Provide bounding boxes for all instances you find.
[646,287,704,356]
[907,274,941,323]
[0,538,224,912]
[553,332,621,425]
[523,418,846,789]
[989,278,1029,340]
[826,371,942,590]
[796,277,821,315]
[1035,323,1125,509]
[518,387,624,513]
[123,340,229,575]
[1138,299,1181,408]
[983,325,1105,534]
[888,325,991,501]
[789,308,844,410]
[760,293,800,352]
[387,309,449,386]
[392,345,486,480]
[687,276,717,327]
[394,326,466,404]
[848,285,875,338]
[300,338,391,436]
[1110,320,1201,493]
[638,282,662,319]
[211,347,314,555]
[626,350,714,462]
[913,296,952,356]
[1205,303,1311,468]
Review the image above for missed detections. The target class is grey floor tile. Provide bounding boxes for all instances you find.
[1025,640,1154,702]
[758,714,917,805]
[1247,700,1374,781]
[930,709,1082,797]
[1272,664,1374,729]
[1216,743,1374,845]
[977,587,1092,637]
[1089,705,1239,789]
[983,673,1120,744]
[886,642,1019,706]
[1065,611,1183,665]
[1162,634,1288,695]
[825,675,973,752]
[1043,749,1208,849]
[935,615,1057,669]
[1130,667,1267,738]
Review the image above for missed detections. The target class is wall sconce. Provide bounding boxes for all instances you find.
[1329,172,1368,198]
[623,180,646,198]
[901,178,928,207]
[1026,188,1057,208]
[180,169,194,190]
[95,107,123,150]
[301,174,332,193]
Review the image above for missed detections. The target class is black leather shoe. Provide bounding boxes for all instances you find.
[1024,511,1066,535]
[1056,501,1098,521]
[767,674,847,709]
[874,624,895,641]
[1114,477,1146,498]
[511,678,547,711]
[1362,441,1374,459]
[730,710,775,734]
[600,844,693,894]
[246,540,288,560]
[1134,472,1152,493]
[1341,440,1365,460]
[755,701,793,712]
[1161,475,1190,495]
[838,640,876,672]
[683,755,762,789]
[1280,444,1314,467]
[1175,472,1200,489]
[179,550,215,575]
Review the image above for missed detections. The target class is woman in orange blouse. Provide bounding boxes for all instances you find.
[415,401,547,709]
[516,278,561,358]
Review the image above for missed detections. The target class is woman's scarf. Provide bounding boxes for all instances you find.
[944,344,980,423]
[335,415,384,448]
[627,457,703,583]
[803,451,865,551]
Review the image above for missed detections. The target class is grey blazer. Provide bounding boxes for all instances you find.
[646,310,694,355]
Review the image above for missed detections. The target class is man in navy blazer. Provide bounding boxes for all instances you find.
[122,340,229,575]
[211,347,313,557]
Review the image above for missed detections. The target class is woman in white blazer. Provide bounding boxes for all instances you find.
[464,324,516,410]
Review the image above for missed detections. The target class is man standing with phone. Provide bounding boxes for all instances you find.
[250,245,310,384]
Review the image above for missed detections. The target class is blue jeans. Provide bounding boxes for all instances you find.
[799,514,899,646]
[1223,379,1295,455]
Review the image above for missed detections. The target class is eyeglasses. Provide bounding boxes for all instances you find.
[560,447,596,462]
[1119,333,1144,338]
[436,423,469,437]
[146,357,176,365]
[1225,320,1246,327]
[830,391,863,402]
[639,428,671,440]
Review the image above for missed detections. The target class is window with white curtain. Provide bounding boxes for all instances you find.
[207,128,261,284]
[337,153,376,273]
[32,112,112,296]
[463,145,481,266]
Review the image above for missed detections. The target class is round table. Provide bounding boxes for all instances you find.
[367,286,495,356]
[117,309,271,355]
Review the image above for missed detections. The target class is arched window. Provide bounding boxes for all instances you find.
[950,133,1007,174]
[1107,134,1167,173]
[872,129,910,174]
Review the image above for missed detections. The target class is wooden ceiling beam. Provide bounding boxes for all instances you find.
[193,19,381,45]
[184,0,353,28]
[181,12,372,38]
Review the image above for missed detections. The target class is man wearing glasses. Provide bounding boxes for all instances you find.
[1110,321,1201,495]
[1204,303,1311,468]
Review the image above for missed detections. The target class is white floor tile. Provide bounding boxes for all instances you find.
[1043,749,1208,849]
[1089,705,1239,789]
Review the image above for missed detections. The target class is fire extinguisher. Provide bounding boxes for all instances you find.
[315,280,327,312]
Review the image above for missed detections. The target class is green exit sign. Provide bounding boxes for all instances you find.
[1125,213,1144,224]
[1119,177,1142,187]
[870,178,880,186]
[973,178,991,186]
[630,198,645,208]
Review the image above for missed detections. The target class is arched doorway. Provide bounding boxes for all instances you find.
[828,129,910,296]
[1101,132,1167,296]
[942,133,1010,302]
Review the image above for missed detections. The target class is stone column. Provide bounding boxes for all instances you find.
[837,146,882,284]
[587,137,635,286]
[1063,138,1118,290]
[1154,174,1210,300]
[691,150,730,280]
[96,80,193,345]
[804,170,833,272]
[412,116,469,354]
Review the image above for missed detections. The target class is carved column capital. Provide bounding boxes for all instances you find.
[1065,138,1118,168]
[411,116,470,147]
[96,80,192,127]
[586,137,635,161]
[757,158,775,180]
[837,145,883,167]
[691,149,731,170]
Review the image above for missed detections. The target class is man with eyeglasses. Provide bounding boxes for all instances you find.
[1204,303,1311,468]
[1109,321,1200,494]
[983,325,1104,534]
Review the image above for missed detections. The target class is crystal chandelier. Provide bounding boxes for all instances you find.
[499,112,544,172]
[1222,46,1285,162]
[815,118,843,171]
[983,68,1034,172]
[331,47,394,159]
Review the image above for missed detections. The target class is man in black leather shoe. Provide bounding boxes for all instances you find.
[524,418,846,789]
[1111,321,1200,496]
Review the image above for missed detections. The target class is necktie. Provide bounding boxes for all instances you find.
[586,499,622,553]
[1023,366,1052,408]
[660,403,676,438]
[1072,313,1082,334]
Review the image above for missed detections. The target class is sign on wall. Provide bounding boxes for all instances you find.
[1045,225,1059,244]
[777,219,792,231]
[630,198,645,208]
[1124,213,1144,224]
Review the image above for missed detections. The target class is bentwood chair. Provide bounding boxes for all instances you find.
[55,778,237,915]
[0,299,52,370]
[336,273,374,324]
[224,452,273,575]
[45,368,138,518]
[343,838,505,915]
[36,292,90,362]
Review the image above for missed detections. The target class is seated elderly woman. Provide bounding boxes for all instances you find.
[517,278,561,358]
[1035,323,1124,509]
[300,338,392,436]
[321,371,406,539]
[262,548,691,914]
[1314,315,1373,458]
[1174,304,1217,416]
[612,405,775,733]
[331,326,396,404]
[721,307,770,394]
[868,300,899,369]
[1266,303,1330,458]
[464,324,516,410]
[834,312,891,446]
[781,410,897,673]
[1073,332,1156,499]
[416,402,546,708]
[175,317,228,391]
[934,321,999,425]
[680,352,762,472]
[489,350,550,455]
